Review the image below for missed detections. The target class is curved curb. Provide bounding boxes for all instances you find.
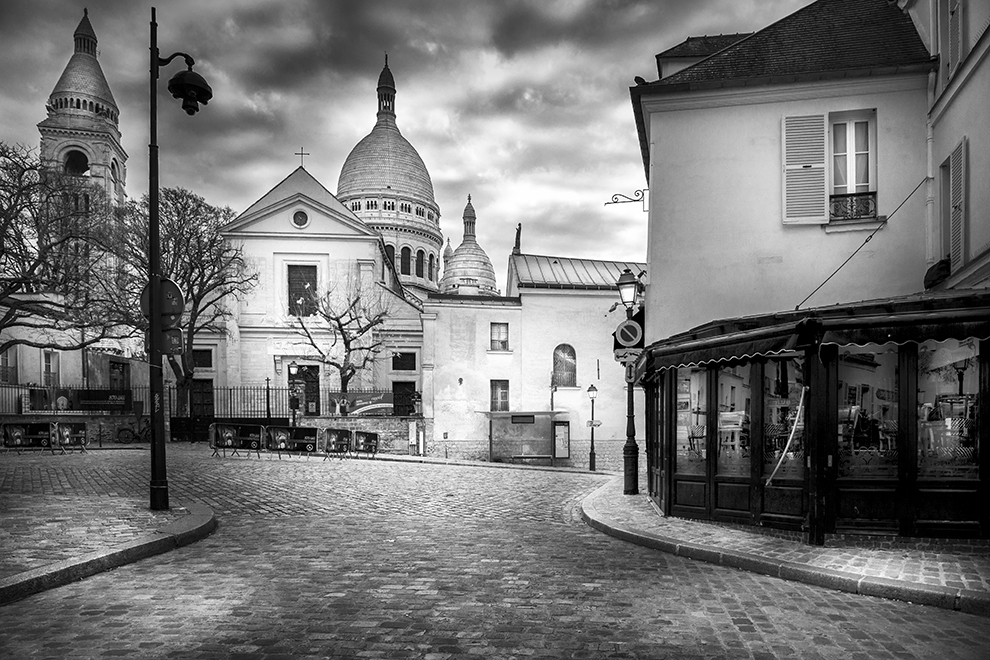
[0,502,217,607]
[580,478,990,618]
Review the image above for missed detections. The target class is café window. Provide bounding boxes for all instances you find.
[675,366,707,476]
[835,346,898,479]
[287,264,317,317]
[917,338,979,479]
[716,364,751,478]
[491,380,509,412]
[490,323,509,351]
[763,356,806,481]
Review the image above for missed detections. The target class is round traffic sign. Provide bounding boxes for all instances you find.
[614,319,643,348]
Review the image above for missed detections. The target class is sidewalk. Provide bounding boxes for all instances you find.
[581,475,990,618]
[0,492,216,605]
[1,449,988,618]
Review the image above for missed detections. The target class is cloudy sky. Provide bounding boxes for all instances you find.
[1,0,808,292]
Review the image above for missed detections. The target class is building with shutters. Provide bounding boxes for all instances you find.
[629,0,989,542]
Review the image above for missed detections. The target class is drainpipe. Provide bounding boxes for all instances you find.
[925,102,936,265]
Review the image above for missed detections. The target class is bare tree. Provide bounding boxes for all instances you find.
[111,187,257,413]
[0,142,124,355]
[293,269,396,408]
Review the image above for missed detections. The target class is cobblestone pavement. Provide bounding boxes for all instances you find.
[2,445,990,659]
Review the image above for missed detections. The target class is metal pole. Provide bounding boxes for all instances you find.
[623,306,639,494]
[148,7,169,510]
[589,396,596,472]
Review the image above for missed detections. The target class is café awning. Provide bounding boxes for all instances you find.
[643,288,990,374]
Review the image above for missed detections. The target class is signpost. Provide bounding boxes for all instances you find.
[141,279,185,354]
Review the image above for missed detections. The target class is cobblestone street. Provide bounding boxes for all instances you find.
[1,444,989,659]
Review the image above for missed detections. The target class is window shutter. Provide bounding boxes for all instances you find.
[949,1,964,77]
[782,114,828,224]
[949,138,967,271]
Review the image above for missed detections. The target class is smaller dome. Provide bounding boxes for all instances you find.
[440,195,499,296]
[443,238,454,265]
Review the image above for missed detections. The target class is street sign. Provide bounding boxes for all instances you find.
[625,363,637,383]
[614,319,643,348]
[586,419,602,428]
[140,278,184,329]
[614,347,642,365]
[162,328,183,355]
[612,308,645,351]
[145,328,184,355]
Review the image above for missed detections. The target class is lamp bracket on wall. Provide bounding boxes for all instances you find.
[605,188,648,212]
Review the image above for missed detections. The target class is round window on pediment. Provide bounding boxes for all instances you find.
[292,210,309,228]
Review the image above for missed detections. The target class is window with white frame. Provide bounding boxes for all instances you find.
[0,348,14,384]
[490,380,509,412]
[781,111,877,225]
[43,350,60,387]
[287,264,317,316]
[490,322,509,351]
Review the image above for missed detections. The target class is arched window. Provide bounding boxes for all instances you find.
[552,344,577,387]
[385,245,395,267]
[416,250,425,278]
[63,150,90,176]
[428,254,435,281]
[400,247,411,275]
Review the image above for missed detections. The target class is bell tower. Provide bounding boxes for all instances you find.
[37,9,127,204]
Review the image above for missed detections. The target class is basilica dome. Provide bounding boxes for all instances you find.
[336,57,443,298]
[440,196,499,296]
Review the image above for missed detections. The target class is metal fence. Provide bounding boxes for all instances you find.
[0,383,150,416]
[1,383,416,419]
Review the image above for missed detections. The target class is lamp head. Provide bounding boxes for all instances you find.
[167,67,213,116]
[587,384,598,401]
[616,268,640,309]
[288,360,299,376]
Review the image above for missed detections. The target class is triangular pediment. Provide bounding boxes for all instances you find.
[223,167,378,238]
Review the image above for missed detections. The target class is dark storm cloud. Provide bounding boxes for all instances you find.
[0,0,814,293]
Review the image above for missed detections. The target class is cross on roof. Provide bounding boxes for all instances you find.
[295,148,310,167]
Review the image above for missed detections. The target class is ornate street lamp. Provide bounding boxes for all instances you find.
[288,360,299,377]
[147,7,213,510]
[587,384,598,472]
[616,268,644,495]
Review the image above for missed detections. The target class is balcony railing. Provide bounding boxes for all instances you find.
[829,192,877,222]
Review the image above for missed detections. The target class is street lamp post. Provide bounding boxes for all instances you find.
[587,384,597,472]
[148,7,212,510]
[616,268,643,495]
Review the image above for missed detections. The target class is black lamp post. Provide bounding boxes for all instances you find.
[587,384,597,472]
[616,268,642,495]
[148,7,213,511]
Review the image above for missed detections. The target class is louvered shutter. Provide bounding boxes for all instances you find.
[949,138,967,271]
[949,2,963,78]
[782,114,828,224]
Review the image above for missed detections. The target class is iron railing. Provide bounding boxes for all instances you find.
[829,192,877,221]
